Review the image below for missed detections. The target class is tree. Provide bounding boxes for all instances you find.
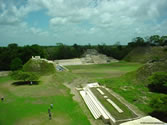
[150,96,167,122]
[8,43,18,49]
[10,57,23,71]
[149,35,160,45]
[148,72,167,93]
[10,71,39,82]
[128,37,147,47]
[133,37,145,46]
[160,36,167,46]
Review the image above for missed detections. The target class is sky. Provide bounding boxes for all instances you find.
[0,0,167,46]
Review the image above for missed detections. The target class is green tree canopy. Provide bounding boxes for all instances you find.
[160,36,167,46]
[10,57,23,71]
[10,71,39,82]
[8,43,18,49]
[149,35,160,45]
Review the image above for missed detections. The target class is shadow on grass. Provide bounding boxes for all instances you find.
[149,111,167,122]
[12,81,39,86]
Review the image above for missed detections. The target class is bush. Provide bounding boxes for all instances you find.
[149,96,167,122]
[148,72,167,93]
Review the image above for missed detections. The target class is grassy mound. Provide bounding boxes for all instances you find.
[124,46,167,63]
[136,59,167,82]
[23,59,55,75]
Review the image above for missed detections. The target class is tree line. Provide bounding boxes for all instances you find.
[0,34,167,71]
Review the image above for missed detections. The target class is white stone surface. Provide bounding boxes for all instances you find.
[47,61,53,63]
[80,83,120,123]
[86,88,116,122]
[104,96,108,99]
[97,88,105,95]
[32,56,40,59]
[80,91,100,119]
[87,83,100,88]
[120,116,165,125]
[106,99,123,113]
[76,88,83,91]
[55,58,82,66]
[32,56,54,64]
[86,88,109,120]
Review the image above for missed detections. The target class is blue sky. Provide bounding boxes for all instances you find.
[25,9,50,30]
[0,0,167,46]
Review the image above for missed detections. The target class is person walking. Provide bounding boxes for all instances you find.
[48,108,51,114]
[50,104,53,109]
[49,112,52,120]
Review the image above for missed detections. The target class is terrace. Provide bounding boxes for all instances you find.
[79,83,139,125]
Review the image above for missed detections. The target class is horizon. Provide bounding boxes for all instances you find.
[0,0,167,46]
[0,43,127,47]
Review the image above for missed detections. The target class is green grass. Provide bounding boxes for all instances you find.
[0,95,90,125]
[0,73,90,125]
[67,61,167,116]
[67,61,142,79]
[1,61,161,124]
[0,76,12,84]
[98,71,166,114]
[91,87,137,120]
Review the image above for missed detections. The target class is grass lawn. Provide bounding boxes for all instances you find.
[0,76,12,83]
[67,61,166,117]
[91,87,137,120]
[0,61,156,124]
[0,73,90,125]
[67,61,142,79]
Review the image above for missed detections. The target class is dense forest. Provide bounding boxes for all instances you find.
[0,35,167,71]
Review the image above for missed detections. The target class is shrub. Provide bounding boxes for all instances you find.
[148,72,167,93]
[149,96,167,122]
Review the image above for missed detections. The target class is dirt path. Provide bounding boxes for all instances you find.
[64,78,105,125]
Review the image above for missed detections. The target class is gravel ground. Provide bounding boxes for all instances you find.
[0,71,10,77]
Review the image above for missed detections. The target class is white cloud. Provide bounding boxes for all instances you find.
[0,0,167,45]
[50,17,67,25]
